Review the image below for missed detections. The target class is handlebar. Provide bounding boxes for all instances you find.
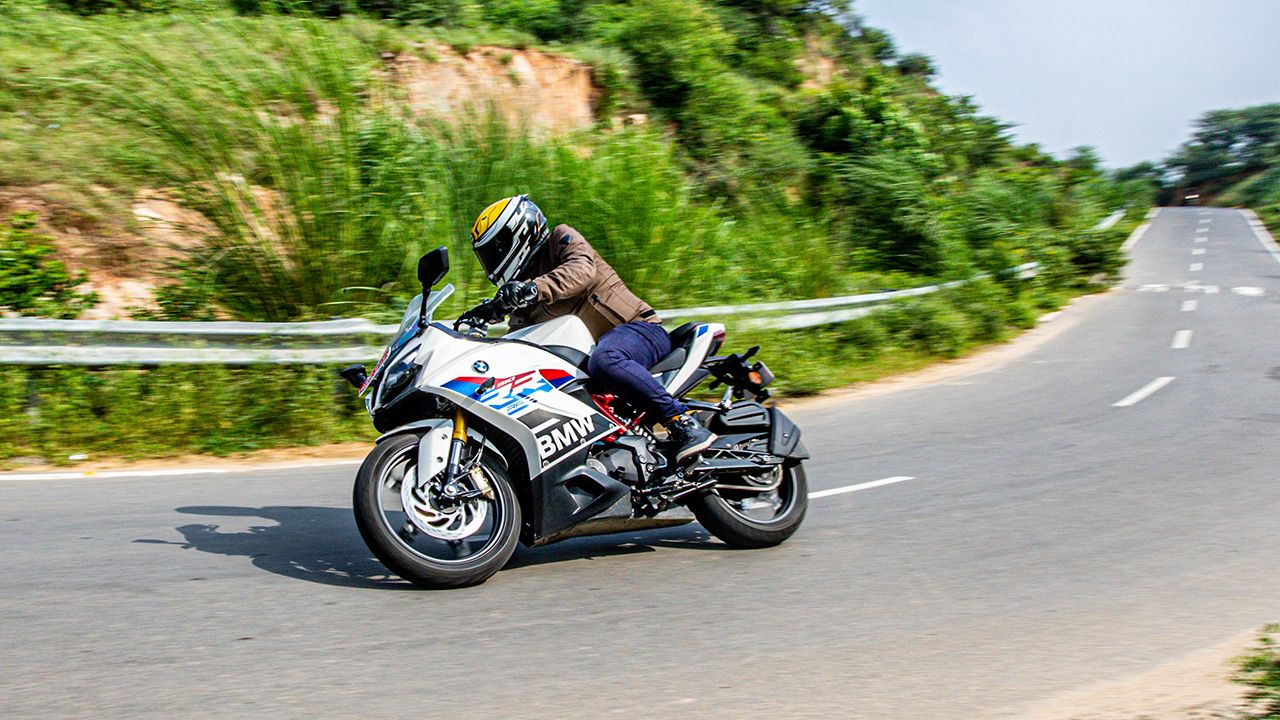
[453,296,514,337]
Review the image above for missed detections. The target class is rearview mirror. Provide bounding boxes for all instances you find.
[417,246,449,291]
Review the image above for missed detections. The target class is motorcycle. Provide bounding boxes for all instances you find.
[339,247,809,588]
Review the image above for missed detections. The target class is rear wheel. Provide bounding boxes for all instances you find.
[353,433,520,589]
[688,461,807,548]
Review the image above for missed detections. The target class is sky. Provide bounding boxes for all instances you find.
[855,0,1280,168]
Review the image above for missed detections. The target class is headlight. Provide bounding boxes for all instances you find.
[381,359,417,400]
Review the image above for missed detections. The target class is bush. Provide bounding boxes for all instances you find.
[1236,624,1280,719]
[1065,228,1125,281]
[946,278,1009,343]
[0,365,371,465]
[837,316,888,360]
[0,212,97,318]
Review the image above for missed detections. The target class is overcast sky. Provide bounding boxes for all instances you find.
[855,0,1280,168]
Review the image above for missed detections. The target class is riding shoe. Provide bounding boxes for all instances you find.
[668,413,716,464]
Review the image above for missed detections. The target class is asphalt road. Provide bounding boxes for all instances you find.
[3,207,1279,719]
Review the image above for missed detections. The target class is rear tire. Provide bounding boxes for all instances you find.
[353,434,520,589]
[688,461,807,548]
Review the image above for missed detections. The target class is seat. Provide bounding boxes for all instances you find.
[666,322,700,350]
[542,344,592,374]
[647,347,687,373]
[647,322,701,375]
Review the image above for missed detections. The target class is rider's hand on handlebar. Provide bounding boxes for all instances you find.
[495,280,538,310]
[454,299,503,333]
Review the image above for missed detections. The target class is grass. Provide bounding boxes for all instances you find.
[0,267,1092,467]
[0,5,1149,464]
[1237,624,1280,719]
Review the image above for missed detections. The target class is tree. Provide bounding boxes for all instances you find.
[1165,104,1280,185]
[896,52,936,79]
[860,26,896,61]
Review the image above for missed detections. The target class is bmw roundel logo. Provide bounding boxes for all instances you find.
[473,360,489,373]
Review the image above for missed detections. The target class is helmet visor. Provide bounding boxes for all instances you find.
[473,231,514,282]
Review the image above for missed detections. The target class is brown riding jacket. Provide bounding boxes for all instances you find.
[509,224,660,340]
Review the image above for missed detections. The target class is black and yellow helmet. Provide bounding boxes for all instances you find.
[470,194,550,285]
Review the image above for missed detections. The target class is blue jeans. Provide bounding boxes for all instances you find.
[587,322,688,420]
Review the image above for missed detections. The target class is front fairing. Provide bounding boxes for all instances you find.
[409,323,614,482]
[363,286,453,411]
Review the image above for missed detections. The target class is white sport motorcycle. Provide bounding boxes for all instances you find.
[340,247,809,588]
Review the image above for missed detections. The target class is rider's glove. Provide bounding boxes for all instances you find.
[496,280,539,310]
[455,300,503,330]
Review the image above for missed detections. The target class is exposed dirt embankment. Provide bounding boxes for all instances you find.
[387,44,599,135]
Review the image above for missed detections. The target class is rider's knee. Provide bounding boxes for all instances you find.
[588,348,624,379]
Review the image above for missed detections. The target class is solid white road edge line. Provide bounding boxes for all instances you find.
[1172,330,1193,349]
[1113,377,1176,407]
[1243,209,1280,267]
[809,476,915,499]
[0,459,364,482]
[1182,299,1198,312]
[1122,221,1153,251]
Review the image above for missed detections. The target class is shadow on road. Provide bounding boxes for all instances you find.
[134,505,414,591]
[134,506,723,589]
[505,523,726,570]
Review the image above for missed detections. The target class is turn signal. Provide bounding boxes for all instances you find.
[747,370,764,385]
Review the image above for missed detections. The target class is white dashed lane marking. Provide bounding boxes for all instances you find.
[1113,377,1176,408]
[810,476,916,499]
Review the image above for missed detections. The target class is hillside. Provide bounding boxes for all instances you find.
[2,24,605,317]
[1,0,1149,321]
[0,0,1157,462]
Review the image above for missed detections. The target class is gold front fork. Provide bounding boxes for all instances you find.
[451,408,468,442]
[442,409,469,497]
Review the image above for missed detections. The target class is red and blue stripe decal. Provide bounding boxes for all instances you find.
[442,368,574,399]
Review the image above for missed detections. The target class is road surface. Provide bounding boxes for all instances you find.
[2,208,1278,719]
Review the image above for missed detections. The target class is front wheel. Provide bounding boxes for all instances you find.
[688,461,807,548]
[353,433,520,589]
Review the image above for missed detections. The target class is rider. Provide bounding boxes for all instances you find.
[468,194,715,464]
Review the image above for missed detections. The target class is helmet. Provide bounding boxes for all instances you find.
[470,194,550,285]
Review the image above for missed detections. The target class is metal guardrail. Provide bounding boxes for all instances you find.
[1095,209,1127,231]
[0,262,1043,365]
[1,207,1131,365]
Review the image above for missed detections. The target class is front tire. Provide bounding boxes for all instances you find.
[688,461,807,548]
[353,433,520,589]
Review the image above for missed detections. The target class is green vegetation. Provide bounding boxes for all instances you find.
[0,365,369,462]
[0,0,1150,463]
[1236,624,1280,719]
[0,213,97,318]
[1139,103,1280,230]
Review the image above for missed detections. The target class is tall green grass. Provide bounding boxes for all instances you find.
[11,11,849,320]
[2,7,1140,325]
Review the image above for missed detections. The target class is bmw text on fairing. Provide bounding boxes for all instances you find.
[339,247,809,589]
